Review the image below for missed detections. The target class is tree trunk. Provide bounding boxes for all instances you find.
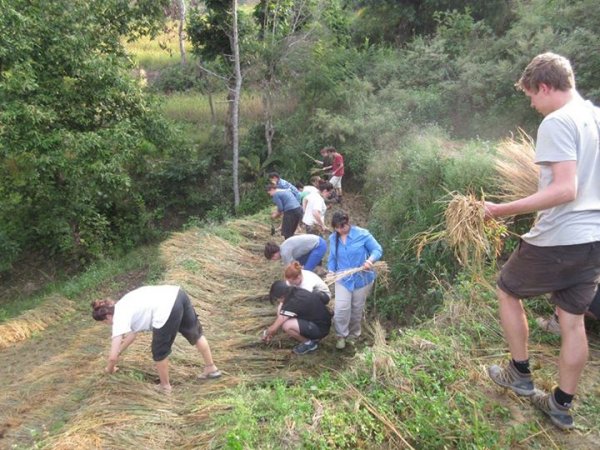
[176,0,187,66]
[262,85,275,157]
[231,0,242,209]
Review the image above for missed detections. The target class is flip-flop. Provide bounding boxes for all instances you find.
[198,370,222,380]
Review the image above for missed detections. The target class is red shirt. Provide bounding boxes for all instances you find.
[331,153,344,177]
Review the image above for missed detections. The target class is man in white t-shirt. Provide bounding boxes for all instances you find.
[92,285,221,393]
[484,53,600,430]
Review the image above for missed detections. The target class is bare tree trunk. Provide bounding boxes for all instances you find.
[262,85,275,156]
[176,0,187,66]
[231,0,242,209]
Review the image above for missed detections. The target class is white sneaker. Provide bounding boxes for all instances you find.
[335,337,346,350]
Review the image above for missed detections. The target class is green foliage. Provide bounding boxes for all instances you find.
[365,128,497,321]
[0,0,181,269]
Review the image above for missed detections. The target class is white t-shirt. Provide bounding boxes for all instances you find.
[112,285,180,337]
[297,269,330,298]
[523,95,600,246]
[302,191,326,227]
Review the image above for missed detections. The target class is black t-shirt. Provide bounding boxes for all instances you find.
[280,287,332,334]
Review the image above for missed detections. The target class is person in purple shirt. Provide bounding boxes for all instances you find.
[327,211,383,350]
[266,184,303,239]
[269,172,302,203]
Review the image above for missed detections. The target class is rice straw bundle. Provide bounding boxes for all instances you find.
[494,129,538,202]
[324,260,389,287]
[414,192,506,269]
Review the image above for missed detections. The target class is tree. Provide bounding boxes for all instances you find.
[232,0,242,208]
[0,0,170,269]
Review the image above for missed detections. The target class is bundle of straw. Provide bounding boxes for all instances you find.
[493,129,538,202]
[324,261,389,287]
[414,193,506,269]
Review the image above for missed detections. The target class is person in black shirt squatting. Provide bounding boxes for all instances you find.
[262,280,332,355]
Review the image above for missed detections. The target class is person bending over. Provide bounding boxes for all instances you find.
[92,285,221,394]
[284,261,331,304]
[264,234,327,272]
[262,281,332,355]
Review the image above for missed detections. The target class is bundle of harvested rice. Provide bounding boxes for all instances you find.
[493,129,538,202]
[414,192,506,268]
[324,261,389,287]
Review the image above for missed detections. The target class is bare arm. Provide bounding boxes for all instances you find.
[106,335,123,374]
[119,332,137,354]
[485,161,577,218]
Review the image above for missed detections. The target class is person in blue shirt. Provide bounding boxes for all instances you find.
[327,211,383,350]
[269,172,302,203]
[267,184,303,239]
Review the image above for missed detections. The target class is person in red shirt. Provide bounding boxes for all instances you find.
[326,147,344,201]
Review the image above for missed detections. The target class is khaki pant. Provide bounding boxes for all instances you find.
[333,282,373,338]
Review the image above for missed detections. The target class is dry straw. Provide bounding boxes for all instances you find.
[414,192,506,269]
[324,260,389,288]
[493,129,538,202]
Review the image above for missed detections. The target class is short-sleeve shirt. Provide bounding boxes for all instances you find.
[272,189,301,212]
[295,269,331,298]
[302,191,326,227]
[280,234,321,266]
[112,285,180,337]
[331,153,344,177]
[280,287,332,334]
[523,95,600,246]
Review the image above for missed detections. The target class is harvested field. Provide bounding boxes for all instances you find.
[0,211,364,449]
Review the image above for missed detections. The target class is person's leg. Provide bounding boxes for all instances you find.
[333,283,352,338]
[497,287,528,361]
[348,282,373,338]
[155,359,171,391]
[556,307,588,395]
[195,335,219,376]
[303,237,327,271]
[281,211,294,239]
[282,319,308,343]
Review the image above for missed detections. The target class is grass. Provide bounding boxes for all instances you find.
[123,25,191,71]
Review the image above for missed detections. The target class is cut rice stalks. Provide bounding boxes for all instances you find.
[414,192,507,269]
[493,129,538,202]
[324,261,389,288]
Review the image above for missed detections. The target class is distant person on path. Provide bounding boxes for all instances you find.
[284,261,331,304]
[327,211,383,350]
[268,172,302,203]
[484,52,600,430]
[302,181,334,236]
[536,287,600,335]
[325,146,344,201]
[92,285,221,394]
[262,281,332,355]
[264,234,327,272]
[315,147,333,177]
[298,176,321,203]
[266,184,303,239]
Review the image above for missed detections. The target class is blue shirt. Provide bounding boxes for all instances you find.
[276,179,301,202]
[272,189,301,212]
[327,226,383,291]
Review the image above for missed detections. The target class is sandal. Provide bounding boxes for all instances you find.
[198,369,222,380]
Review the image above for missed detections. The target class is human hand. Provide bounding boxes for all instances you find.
[363,260,374,270]
[261,329,272,343]
[105,365,119,374]
[483,201,500,220]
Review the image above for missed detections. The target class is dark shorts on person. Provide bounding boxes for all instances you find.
[152,289,203,361]
[588,287,600,319]
[498,239,600,315]
[282,207,303,239]
[297,319,329,340]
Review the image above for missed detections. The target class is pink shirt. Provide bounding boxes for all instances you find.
[331,153,344,176]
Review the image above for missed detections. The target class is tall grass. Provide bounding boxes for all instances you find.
[123,26,191,71]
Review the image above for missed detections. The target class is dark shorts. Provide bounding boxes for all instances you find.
[498,239,600,315]
[282,207,303,239]
[298,319,330,340]
[151,289,203,361]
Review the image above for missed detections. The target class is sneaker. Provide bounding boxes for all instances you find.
[487,360,535,396]
[536,314,561,336]
[346,335,358,346]
[531,389,574,430]
[335,337,346,350]
[293,340,318,355]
